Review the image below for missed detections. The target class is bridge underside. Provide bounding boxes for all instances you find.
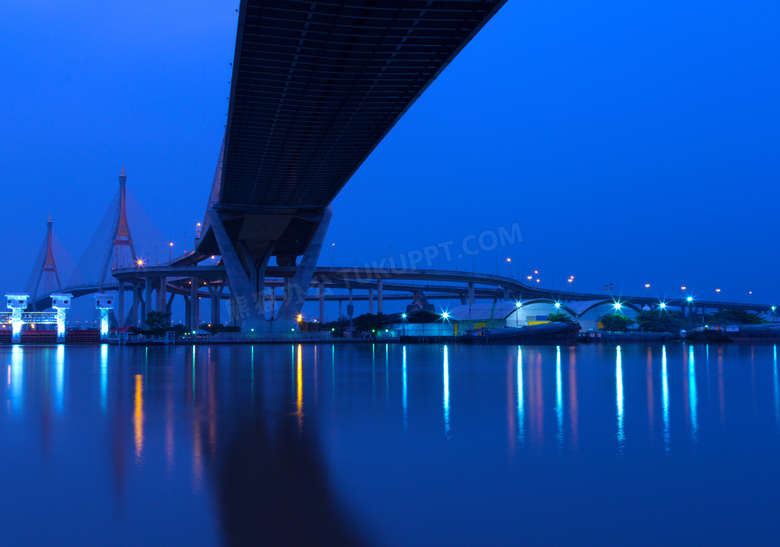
[197,0,508,329]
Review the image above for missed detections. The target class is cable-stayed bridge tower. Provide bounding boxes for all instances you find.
[99,165,138,293]
[26,215,76,310]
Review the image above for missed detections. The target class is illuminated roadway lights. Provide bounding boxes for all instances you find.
[51,293,73,342]
[6,294,29,344]
[687,296,694,303]
[94,293,115,340]
[554,302,561,309]
[659,302,667,310]
[613,301,623,313]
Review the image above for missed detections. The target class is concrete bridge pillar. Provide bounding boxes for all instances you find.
[184,296,191,330]
[156,277,167,314]
[269,286,275,320]
[368,287,374,314]
[190,277,200,330]
[130,284,140,326]
[117,280,125,328]
[468,282,475,306]
[144,277,153,321]
[319,281,325,323]
[377,279,383,314]
[230,296,238,326]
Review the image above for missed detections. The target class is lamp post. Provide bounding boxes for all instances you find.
[507,257,512,278]
[716,288,721,304]
[645,283,650,296]
[331,243,335,268]
[169,241,173,261]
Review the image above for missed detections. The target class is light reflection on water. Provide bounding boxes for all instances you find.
[443,345,450,438]
[1,343,780,544]
[616,345,624,452]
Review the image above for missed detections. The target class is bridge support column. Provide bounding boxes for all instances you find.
[190,277,200,330]
[268,286,275,320]
[184,296,191,330]
[118,280,125,328]
[208,284,224,326]
[319,281,325,323]
[348,288,354,329]
[144,278,152,322]
[130,284,140,326]
[275,208,332,327]
[377,279,383,315]
[468,282,474,306]
[369,287,374,314]
[209,210,276,331]
[230,296,238,326]
[156,277,167,315]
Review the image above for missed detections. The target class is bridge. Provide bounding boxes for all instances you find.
[18,0,777,333]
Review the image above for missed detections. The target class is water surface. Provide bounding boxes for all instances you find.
[1,343,779,545]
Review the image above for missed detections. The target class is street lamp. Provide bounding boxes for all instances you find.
[716,288,721,303]
[644,283,650,296]
[331,242,335,268]
[507,257,512,278]
[169,241,173,261]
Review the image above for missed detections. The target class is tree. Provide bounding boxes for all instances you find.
[707,309,766,326]
[352,313,387,336]
[144,311,171,329]
[599,313,635,332]
[547,312,573,323]
[634,309,684,332]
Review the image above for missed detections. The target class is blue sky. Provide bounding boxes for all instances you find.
[2,0,779,314]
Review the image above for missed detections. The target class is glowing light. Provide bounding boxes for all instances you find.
[441,311,450,320]
[659,302,667,309]
[687,296,694,302]
[169,242,173,247]
[613,302,622,310]
[554,302,561,309]
[401,313,407,319]
[773,306,777,312]
[137,259,143,266]
[681,286,686,290]
[296,314,303,322]
[515,301,522,308]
